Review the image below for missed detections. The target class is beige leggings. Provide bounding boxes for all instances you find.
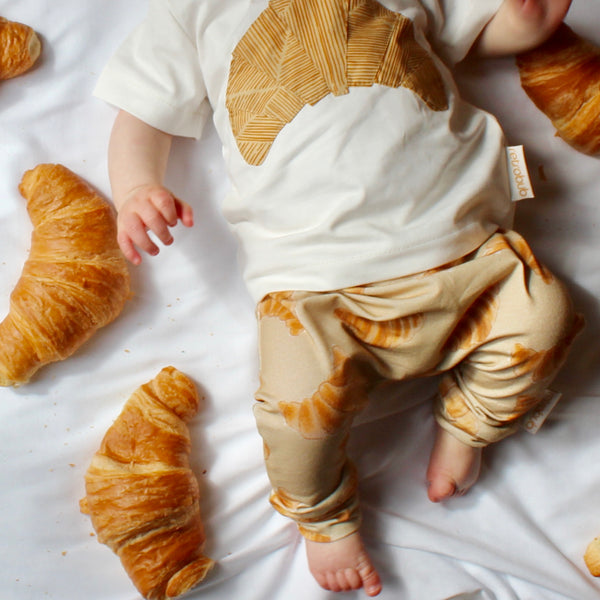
[253,231,582,542]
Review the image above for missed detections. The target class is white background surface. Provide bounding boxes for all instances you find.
[1,1,599,599]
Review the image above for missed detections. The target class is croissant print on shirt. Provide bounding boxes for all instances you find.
[226,0,448,165]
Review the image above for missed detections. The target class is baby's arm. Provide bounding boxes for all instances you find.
[475,0,572,56]
[108,110,194,265]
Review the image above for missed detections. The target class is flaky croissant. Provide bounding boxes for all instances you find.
[0,164,130,386]
[585,536,600,577]
[80,367,214,600]
[0,17,41,80]
[516,24,600,155]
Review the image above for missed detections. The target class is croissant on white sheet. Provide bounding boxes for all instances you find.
[80,367,214,600]
[0,17,41,79]
[585,536,600,577]
[516,23,600,156]
[0,164,130,386]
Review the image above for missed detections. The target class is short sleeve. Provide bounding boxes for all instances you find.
[94,0,210,139]
[419,0,504,64]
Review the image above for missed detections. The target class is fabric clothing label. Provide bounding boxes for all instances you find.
[506,145,535,202]
[521,389,563,434]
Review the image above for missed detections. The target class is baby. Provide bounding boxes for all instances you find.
[97,0,579,596]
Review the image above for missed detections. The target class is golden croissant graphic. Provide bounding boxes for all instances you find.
[437,376,481,439]
[443,284,500,353]
[335,307,424,349]
[0,164,130,386]
[517,24,600,156]
[512,393,543,417]
[279,346,374,439]
[227,0,448,165]
[270,465,359,543]
[0,17,41,79]
[258,291,304,336]
[481,232,554,284]
[585,536,600,577]
[80,367,214,600]
[511,313,584,384]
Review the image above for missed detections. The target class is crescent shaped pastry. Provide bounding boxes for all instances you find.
[226,0,448,165]
[80,367,214,600]
[0,164,130,387]
[0,17,41,80]
[517,24,600,156]
[584,536,600,577]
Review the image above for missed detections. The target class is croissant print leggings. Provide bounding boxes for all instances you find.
[253,230,582,542]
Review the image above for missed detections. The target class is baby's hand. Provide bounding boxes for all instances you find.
[516,0,571,33]
[116,184,194,265]
[478,0,572,56]
[506,0,572,47]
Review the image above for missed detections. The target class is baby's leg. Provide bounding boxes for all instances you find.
[255,376,382,595]
[426,423,482,502]
[254,291,382,594]
[429,231,582,502]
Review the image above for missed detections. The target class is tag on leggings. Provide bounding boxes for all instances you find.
[521,389,563,434]
[506,145,535,201]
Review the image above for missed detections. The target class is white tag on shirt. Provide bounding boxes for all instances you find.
[520,389,563,434]
[506,145,535,202]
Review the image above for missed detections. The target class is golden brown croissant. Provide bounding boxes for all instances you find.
[516,24,600,155]
[0,164,130,386]
[0,17,41,79]
[585,536,600,577]
[80,367,214,600]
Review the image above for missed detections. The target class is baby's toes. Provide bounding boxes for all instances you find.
[339,567,362,591]
[360,564,383,596]
[325,571,342,592]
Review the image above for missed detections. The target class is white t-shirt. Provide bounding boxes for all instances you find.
[95,0,513,302]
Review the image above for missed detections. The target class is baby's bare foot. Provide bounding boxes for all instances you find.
[305,532,382,597]
[426,424,482,502]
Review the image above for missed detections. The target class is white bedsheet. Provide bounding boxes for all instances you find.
[1,2,599,599]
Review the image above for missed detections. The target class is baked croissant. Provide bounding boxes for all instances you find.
[80,367,214,600]
[516,23,600,155]
[585,536,600,577]
[0,17,41,79]
[0,164,130,386]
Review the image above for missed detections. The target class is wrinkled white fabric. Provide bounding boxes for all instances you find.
[1,1,599,599]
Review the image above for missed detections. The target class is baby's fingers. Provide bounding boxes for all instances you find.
[115,186,193,264]
[150,190,194,232]
[118,232,143,265]
[175,197,194,228]
[117,213,160,264]
[152,188,180,227]
[142,203,176,247]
